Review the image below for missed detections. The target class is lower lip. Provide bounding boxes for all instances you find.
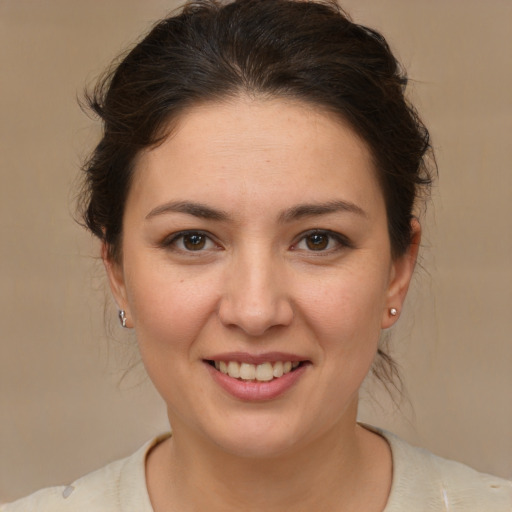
[206,363,308,401]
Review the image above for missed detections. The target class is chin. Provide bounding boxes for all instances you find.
[213,429,303,460]
[170,405,298,459]
[195,406,329,460]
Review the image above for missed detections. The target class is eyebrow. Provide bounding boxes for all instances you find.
[278,200,367,222]
[146,199,367,222]
[146,201,230,221]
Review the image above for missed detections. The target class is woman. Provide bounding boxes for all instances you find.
[2,0,510,510]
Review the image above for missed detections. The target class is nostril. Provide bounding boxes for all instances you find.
[218,296,294,336]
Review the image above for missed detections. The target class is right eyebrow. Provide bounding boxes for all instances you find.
[145,201,230,221]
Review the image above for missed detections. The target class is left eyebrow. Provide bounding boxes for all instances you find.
[278,200,367,223]
[145,200,230,221]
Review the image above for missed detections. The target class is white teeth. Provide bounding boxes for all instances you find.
[213,360,301,381]
[255,362,274,381]
[227,361,240,378]
[239,363,256,380]
[273,361,284,378]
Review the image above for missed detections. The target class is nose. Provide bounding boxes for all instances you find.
[218,249,294,336]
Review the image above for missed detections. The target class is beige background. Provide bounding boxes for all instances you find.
[1,0,511,502]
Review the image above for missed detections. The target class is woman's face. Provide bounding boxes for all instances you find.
[106,97,417,457]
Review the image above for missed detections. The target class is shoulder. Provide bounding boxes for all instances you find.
[0,436,166,512]
[0,459,125,512]
[376,428,512,512]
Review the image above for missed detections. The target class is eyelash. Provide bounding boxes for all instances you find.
[292,229,352,254]
[162,230,220,253]
[161,229,352,254]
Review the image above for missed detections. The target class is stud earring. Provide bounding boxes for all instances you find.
[118,310,128,328]
[389,308,398,316]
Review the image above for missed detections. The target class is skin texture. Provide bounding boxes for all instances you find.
[104,97,420,511]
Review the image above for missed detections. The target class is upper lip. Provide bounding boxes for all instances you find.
[206,352,308,365]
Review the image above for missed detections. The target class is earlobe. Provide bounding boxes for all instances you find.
[102,243,132,327]
[381,219,421,329]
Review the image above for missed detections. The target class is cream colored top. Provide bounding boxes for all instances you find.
[2,429,511,511]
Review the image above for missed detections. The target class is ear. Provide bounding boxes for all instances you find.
[381,218,421,329]
[102,242,132,328]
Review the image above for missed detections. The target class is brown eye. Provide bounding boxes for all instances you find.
[183,233,207,250]
[163,231,219,254]
[305,233,329,251]
[293,230,350,253]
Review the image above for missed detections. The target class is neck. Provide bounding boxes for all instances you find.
[146,407,392,512]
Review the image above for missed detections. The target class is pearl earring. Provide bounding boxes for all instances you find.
[389,308,398,316]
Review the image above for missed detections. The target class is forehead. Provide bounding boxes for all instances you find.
[129,97,384,220]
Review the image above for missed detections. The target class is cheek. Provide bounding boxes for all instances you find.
[294,264,388,343]
[292,263,390,397]
[125,271,222,405]
[124,263,221,356]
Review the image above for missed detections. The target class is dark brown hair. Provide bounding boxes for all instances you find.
[79,0,434,390]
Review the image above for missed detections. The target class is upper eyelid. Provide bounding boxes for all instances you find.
[162,230,219,247]
[293,229,352,247]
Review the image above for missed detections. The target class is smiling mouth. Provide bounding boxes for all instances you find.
[207,360,306,382]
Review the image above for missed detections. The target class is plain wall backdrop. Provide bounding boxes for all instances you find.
[1,0,511,502]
